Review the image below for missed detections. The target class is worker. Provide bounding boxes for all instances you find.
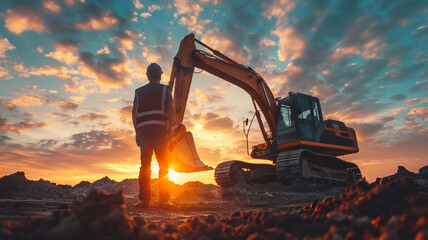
[132,63,174,208]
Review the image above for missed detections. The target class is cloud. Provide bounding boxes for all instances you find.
[350,122,385,142]
[97,45,110,55]
[58,101,79,111]
[7,94,54,108]
[43,1,61,14]
[45,39,80,65]
[409,80,428,93]
[100,97,132,104]
[174,0,203,16]
[0,38,16,58]
[0,64,11,79]
[78,51,131,87]
[111,30,138,50]
[174,0,210,35]
[44,112,72,122]
[0,115,48,134]
[0,135,11,145]
[413,25,428,40]
[389,94,406,101]
[194,87,225,103]
[79,113,109,121]
[70,96,86,103]
[261,0,296,25]
[133,0,143,9]
[119,105,132,125]
[197,146,221,166]
[197,112,236,131]
[404,97,428,106]
[201,29,247,63]
[310,84,338,100]
[0,101,16,110]
[30,65,74,78]
[4,8,46,34]
[148,4,161,12]
[259,38,276,48]
[406,107,428,120]
[271,26,306,62]
[75,11,119,30]
[60,130,113,151]
[140,12,151,18]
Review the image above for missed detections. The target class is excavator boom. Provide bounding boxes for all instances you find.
[169,34,277,147]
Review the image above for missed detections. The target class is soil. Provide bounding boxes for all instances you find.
[0,165,427,239]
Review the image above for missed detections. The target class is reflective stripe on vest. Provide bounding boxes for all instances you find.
[135,84,168,129]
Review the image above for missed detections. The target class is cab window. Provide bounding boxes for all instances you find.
[297,97,314,139]
[312,101,321,127]
[277,103,294,131]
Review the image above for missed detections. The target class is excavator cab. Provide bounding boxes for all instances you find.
[276,92,324,144]
[276,92,359,156]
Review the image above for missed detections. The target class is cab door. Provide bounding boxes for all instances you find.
[296,96,315,141]
[276,100,298,144]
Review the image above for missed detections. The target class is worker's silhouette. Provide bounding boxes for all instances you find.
[132,63,174,208]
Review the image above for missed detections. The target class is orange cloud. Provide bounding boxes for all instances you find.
[194,87,225,103]
[201,112,236,132]
[79,113,109,121]
[140,12,151,18]
[43,1,61,13]
[75,12,118,30]
[0,65,11,80]
[9,94,54,108]
[329,45,360,62]
[58,101,79,111]
[407,107,428,120]
[0,115,48,134]
[174,0,203,16]
[119,105,132,125]
[310,84,338,100]
[259,38,276,48]
[30,65,72,77]
[78,52,131,88]
[45,40,79,66]
[5,9,46,35]
[112,30,138,50]
[97,45,110,55]
[201,29,247,63]
[0,37,15,58]
[271,26,306,62]
[70,96,86,103]
[133,0,144,9]
[262,0,296,25]
[404,97,428,106]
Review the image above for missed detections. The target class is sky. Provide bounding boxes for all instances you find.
[0,0,427,186]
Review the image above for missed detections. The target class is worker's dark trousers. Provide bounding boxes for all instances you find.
[137,133,170,203]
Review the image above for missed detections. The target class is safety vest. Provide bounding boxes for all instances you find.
[135,83,169,133]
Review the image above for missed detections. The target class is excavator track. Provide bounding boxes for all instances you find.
[276,149,362,185]
[214,160,276,187]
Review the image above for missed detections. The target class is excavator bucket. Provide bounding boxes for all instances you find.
[168,125,213,172]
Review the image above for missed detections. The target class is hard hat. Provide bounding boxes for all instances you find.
[146,63,163,76]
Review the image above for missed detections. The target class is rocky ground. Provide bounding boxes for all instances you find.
[0,165,427,239]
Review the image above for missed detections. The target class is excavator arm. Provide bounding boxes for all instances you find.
[169,34,278,148]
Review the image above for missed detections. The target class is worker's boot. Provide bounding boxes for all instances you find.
[134,200,150,208]
[159,200,173,209]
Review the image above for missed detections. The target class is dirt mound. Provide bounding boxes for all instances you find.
[0,172,30,198]
[1,166,427,239]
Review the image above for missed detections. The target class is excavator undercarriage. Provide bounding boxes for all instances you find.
[215,149,362,187]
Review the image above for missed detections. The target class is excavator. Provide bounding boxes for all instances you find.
[167,33,362,187]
